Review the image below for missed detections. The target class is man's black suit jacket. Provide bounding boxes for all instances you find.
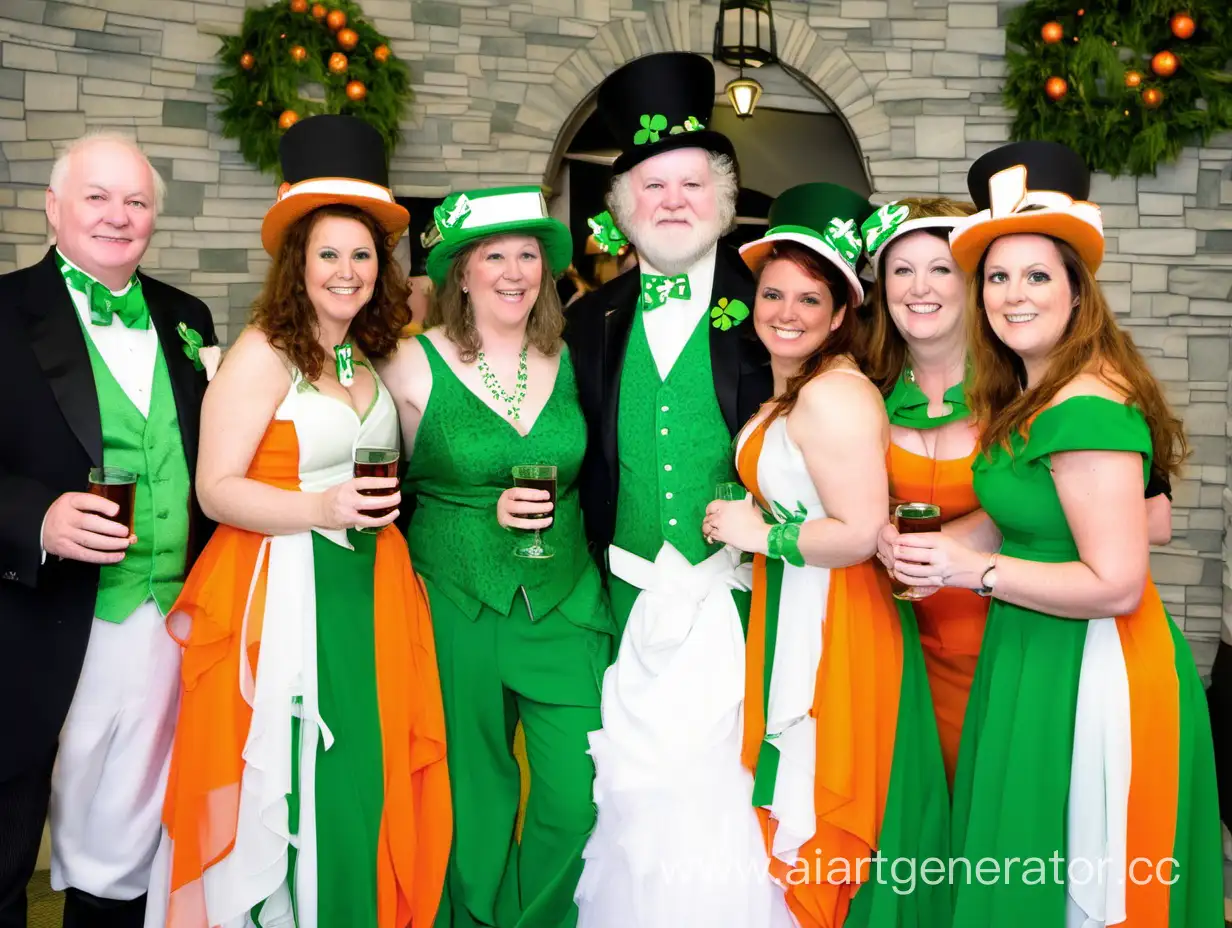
[562,245,772,566]
[0,248,216,782]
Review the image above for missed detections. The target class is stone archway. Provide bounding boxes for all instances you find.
[494,2,890,190]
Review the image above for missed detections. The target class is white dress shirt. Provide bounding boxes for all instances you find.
[639,245,717,381]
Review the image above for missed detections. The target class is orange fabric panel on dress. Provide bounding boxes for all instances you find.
[373,529,452,928]
[1117,576,1179,923]
[245,419,302,490]
[774,559,903,928]
[886,442,987,785]
[161,417,302,926]
[737,414,772,775]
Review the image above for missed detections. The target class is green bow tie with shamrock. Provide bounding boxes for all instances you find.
[59,260,148,329]
[640,273,692,311]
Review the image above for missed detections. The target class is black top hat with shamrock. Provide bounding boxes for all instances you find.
[950,140,1104,274]
[739,182,875,307]
[261,114,408,256]
[597,52,736,176]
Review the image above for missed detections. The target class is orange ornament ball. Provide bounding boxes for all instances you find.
[1124,69,1143,88]
[1143,87,1164,108]
[1045,76,1068,101]
[290,0,308,10]
[1151,49,1179,77]
[278,109,300,129]
[373,44,390,62]
[337,27,359,50]
[1171,13,1196,40]
[239,51,255,70]
[325,8,346,30]
[328,52,348,73]
[310,3,326,19]
[345,80,367,101]
[290,45,307,62]
[1041,21,1063,44]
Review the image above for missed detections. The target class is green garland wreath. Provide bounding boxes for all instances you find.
[215,0,412,176]
[1004,0,1232,177]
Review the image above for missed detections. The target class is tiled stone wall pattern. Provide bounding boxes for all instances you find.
[1,0,1229,666]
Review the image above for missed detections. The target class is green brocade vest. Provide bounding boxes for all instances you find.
[613,312,737,565]
[79,320,192,622]
[405,337,608,629]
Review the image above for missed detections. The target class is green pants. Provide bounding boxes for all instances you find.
[426,579,612,928]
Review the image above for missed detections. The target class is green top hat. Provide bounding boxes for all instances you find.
[739,182,875,305]
[423,185,573,288]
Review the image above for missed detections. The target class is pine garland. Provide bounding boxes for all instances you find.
[215,0,412,176]
[1004,0,1232,177]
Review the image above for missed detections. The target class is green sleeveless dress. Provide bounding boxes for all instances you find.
[953,396,1222,926]
[404,336,615,928]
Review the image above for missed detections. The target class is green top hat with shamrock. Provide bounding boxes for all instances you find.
[739,182,875,306]
[596,52,737,176]
[423,185,573,288]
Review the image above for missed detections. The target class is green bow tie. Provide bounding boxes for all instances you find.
[640,273,692,311]
[59,261,149,330]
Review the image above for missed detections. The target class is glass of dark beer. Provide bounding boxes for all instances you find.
[511,464,556,559]
[353,447,400,533]
[890,502,942,601]
[88,466,138,535]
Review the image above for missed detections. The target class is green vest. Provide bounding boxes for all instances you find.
[405,337,599,625]
[80,323,192,622]
[613,312,737,565]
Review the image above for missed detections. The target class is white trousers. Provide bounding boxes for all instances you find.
[50,599,182,901]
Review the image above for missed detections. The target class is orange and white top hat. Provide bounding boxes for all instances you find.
[949,140,1104,274]
[260,114,409,256]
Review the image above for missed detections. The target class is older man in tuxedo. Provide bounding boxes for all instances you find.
[0,133,215,928]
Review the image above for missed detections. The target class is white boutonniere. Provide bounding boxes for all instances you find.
[199,345,223,381]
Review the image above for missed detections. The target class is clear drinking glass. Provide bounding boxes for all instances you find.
[714,481,747,502]
[353,447,400,534]
[890,502,942,601]
[88,466,138,534]
[511,464,556,559]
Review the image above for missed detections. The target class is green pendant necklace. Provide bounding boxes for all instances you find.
[477,343,529,420]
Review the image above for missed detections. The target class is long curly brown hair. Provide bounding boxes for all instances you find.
[860,197,976,395]
[761,241,862,424]
[251,204,410,381]
[968,235,1188,476]
[426,235,564,363]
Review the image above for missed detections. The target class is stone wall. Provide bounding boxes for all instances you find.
[1,0,1229,665]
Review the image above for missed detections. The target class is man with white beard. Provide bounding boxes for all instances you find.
[563,52,784,927]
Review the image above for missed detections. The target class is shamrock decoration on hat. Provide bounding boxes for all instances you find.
[860,201,968,276]
[595,52,737,175]
[739,182,876,306]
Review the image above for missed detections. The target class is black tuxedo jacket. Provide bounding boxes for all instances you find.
[563,245,772,564]
[0,248,216,782]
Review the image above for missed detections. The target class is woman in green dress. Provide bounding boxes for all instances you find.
[888,140,1223,926]
[379,187,616,928]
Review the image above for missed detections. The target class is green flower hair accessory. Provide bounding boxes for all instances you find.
[634,113,668,145]
[587,211,630,256]
[710,297,750,331]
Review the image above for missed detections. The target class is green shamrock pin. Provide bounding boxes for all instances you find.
[710,297,750,331]
[634,113,668,145]
[177,322,204,371]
